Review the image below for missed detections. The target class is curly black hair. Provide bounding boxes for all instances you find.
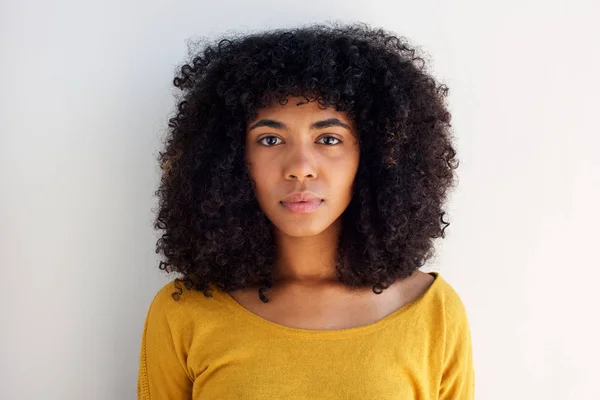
[153,21,459,303]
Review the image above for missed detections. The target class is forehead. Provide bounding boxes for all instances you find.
[248,96,354,127]
[246,97,356,134]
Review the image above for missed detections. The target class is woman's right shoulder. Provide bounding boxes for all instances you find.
[144,279,223,325]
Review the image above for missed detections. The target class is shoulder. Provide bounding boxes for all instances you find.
[415,272,468,315]
[404,270,467,305]
[151,278,217,304]
[405,271,472,336]
[432,273,470,325]
[144,279,222,328]
[425,272,472,347]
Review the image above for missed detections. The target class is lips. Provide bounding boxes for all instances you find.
[281,200,323,214]
[281,191,322,203]
[280,191,324,214]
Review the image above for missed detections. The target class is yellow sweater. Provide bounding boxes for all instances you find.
[137,272,474,399]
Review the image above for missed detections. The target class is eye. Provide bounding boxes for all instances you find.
[257,135,342,147]
[257,136,283,147]
[317,136,342,146]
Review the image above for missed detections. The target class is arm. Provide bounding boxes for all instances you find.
[438,295,475,399]
[137,287,193,399]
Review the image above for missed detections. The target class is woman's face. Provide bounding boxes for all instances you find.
[244,96,360,238]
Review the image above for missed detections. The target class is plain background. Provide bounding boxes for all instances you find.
[1,0,599,399]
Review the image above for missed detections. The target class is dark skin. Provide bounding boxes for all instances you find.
[230,96,434,330]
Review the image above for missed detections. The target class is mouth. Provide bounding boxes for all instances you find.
[280,199,324,214]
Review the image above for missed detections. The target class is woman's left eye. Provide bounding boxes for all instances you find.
[318,136,341,145]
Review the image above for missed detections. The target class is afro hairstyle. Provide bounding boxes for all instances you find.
[154,21,459,302]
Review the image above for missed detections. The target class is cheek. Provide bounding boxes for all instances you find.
[249,162,267,182]
[338,155,359,180]
[341,162,359,198]
[325,167,357,203]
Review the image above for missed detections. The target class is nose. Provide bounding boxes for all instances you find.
[283,145,317,183]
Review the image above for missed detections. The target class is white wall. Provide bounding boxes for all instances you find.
[1,0,598,398]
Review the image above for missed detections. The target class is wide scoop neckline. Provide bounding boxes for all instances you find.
[210,272,441,339]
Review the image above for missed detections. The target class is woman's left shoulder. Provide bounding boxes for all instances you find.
[426,272,471,325]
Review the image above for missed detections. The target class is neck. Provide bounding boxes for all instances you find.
[271,217,342,285]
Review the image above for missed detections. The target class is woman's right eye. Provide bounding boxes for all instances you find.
[257,136,282,146]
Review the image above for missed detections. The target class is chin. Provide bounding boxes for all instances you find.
[261,202,346,238]
[273,221,330,238]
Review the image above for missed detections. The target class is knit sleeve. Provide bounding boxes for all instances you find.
[137,283,193,400]
[438,289,475,400]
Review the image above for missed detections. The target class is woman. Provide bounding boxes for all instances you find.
[138,21,474,399]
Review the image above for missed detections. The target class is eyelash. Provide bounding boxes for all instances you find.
[257,135,342,147]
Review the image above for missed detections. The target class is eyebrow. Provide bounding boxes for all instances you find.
[248,118,352,132]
